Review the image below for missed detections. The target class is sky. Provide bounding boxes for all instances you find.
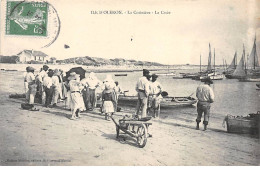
[1,0,260,65]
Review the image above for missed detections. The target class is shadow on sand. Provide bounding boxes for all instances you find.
[42,109,71,119]
[157,120,226,133]
[101,132,140,148]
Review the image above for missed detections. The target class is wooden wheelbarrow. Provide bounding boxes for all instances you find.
[111,115,152,148]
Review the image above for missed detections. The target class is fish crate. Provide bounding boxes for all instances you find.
[226,115,259,135]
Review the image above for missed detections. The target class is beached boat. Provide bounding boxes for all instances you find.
[223,112,259,135]
[118,95,197,108]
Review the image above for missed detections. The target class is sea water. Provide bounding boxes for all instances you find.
[0,64,259,130]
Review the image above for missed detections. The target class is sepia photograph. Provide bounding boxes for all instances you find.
[0,0,259,166]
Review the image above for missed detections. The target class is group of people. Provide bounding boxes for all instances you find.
[24,65,214,130]
[134,68,215,131]
[135,69,163,119]
[23,65,123,120]
[24,65,65,108]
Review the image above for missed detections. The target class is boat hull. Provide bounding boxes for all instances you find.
[225,114,259,135]
[115,74,127,76]
[239,78,260,82]
[225,74,245,79]
[200,74,224,80]
[118,96,197,108]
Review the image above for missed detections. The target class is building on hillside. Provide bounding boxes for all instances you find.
[17,50,49,63]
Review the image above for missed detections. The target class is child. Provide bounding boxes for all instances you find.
[102,82,117,120]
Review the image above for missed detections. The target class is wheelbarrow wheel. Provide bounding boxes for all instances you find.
[136,124,148,148]
[116,126,120,138]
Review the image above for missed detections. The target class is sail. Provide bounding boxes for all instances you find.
[233,47,246,77]
[207,43,212,71]
[227,52,237,70]
[247,37,259,69]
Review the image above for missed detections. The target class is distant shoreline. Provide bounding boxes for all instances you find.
[0,63,223,73]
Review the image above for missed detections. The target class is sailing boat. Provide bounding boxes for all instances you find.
[192,44,214,80]
[200,48,224,80]
[239,36,260,82]
[224,51,237,75]
[226,45,246,79]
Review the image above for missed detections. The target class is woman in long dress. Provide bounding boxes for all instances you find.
[69,73,85,120]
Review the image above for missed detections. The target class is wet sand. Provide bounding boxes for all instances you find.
[0,71,259,166]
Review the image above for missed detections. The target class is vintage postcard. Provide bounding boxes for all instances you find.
[0,0,259,166]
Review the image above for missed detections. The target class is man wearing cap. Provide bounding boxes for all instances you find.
[148,74,163,118]
[36,65,49,104]
[25,67,37,104]
[195,77,214,131]
[135,69,150,118]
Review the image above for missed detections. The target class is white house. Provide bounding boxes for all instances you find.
[17,50,49,63]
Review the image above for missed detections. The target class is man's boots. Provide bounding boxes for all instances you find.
[204,124,207,131]
[196,122,200,130]
[196,119,201,130]
[203,121,208,131]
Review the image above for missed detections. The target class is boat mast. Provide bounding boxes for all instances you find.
[223,59,225,72]
[235,51,237,68]
[254,35,256,69]
[207,43,212,72]
[214,48,215,76]
[243,44,247,75]
[200,53,201,73]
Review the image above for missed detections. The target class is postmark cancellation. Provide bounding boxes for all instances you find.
[6,1,48,36]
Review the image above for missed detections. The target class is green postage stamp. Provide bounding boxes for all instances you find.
[6,1,48,36]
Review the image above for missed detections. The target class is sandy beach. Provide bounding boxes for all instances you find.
[0,70,259,166]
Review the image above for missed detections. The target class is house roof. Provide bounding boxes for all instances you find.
[17,50,48,57]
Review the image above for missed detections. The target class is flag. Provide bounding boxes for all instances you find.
[64,44,70,49]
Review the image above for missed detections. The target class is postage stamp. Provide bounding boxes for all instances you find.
[6,1,48,36]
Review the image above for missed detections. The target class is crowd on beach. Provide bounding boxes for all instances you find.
[23,64,214,130]
[23,65,165,120]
